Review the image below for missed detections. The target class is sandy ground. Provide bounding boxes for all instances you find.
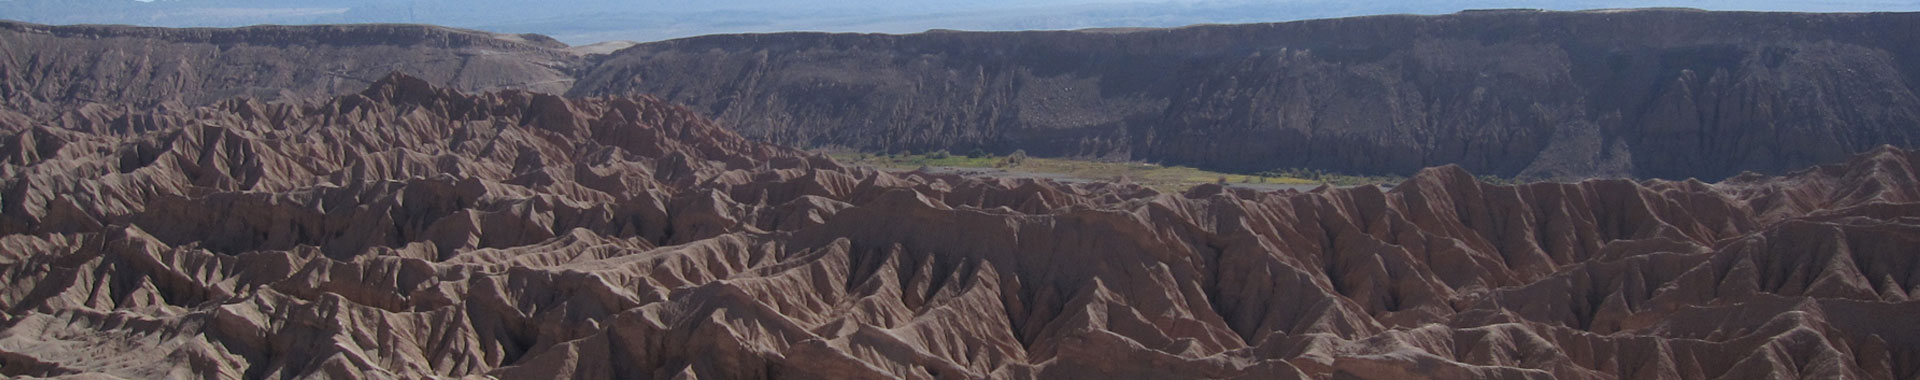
[912,166,1349,193]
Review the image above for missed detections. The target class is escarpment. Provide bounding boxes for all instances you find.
[3,75,1920,379]
[9,10,1920,180]
[572,9,1920,180]
[0,20,579,120]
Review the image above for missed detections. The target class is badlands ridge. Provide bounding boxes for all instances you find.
[1,75,1918,379]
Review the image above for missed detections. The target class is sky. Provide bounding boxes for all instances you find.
[3,0,1918,45]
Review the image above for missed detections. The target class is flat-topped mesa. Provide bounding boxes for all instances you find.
[575,9,1920,181]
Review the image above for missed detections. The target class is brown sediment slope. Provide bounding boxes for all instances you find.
[0,20,580,119]
[3,75,1919,379]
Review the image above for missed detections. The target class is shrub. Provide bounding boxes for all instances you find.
[1000,150,1028,167]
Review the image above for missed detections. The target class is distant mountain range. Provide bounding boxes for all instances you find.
[4,0,1918,43]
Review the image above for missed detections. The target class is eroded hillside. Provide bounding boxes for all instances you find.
[3,75,1918,379]
[0,20,580,119]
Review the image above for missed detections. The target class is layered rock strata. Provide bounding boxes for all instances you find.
[573,9,1920,180]
[9,10,1920,180]
[0,20,580,119]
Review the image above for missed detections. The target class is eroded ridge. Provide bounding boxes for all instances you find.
[3,75,1919,379]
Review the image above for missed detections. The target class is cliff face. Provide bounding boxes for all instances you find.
[573,9,1920,180]
[4,76,1920,379]
[6,10,1919,181]
[0,21,580,119]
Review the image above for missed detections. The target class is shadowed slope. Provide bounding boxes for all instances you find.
[574,9,1920,180]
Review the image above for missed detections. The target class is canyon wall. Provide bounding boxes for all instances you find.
[9,10,1920,180]
[574,9,1920,180]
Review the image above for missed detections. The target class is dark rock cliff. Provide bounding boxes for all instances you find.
[0,20,580,118]
[5,10,1920,181]
[572,9,1920,180]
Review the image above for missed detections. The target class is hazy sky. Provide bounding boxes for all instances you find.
[4,0,1918,44]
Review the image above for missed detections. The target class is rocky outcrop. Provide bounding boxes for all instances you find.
[0,20,581,119]
[3,76,1920,379]
[573,9,1920,180]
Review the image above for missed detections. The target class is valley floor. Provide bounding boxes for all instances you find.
[823,150,1386,192]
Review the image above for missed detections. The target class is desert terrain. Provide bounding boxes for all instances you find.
[2,10,1920,380]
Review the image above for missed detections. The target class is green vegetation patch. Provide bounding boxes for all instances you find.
[824,149,1407,192]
